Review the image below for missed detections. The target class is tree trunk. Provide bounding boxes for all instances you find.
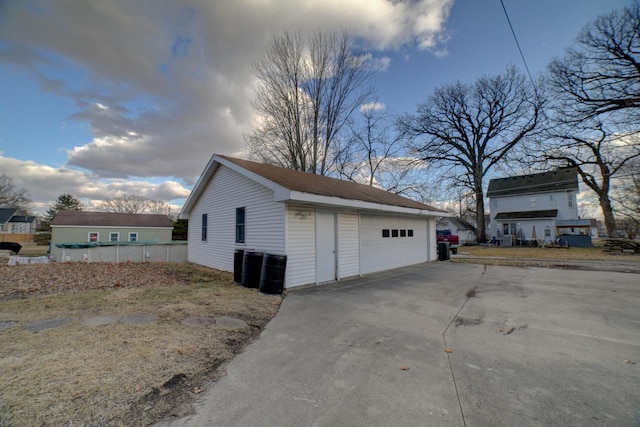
[599,192,618,238]
[475,180,487,243]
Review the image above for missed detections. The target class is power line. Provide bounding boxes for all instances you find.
[500,0,538,93]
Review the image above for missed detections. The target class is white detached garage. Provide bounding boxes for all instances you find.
[179,155,444,289]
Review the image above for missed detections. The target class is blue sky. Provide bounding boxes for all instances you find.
[0,0,629,214]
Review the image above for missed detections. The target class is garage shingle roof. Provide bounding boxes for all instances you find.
[220,155,441,211]
[51,211,173,227]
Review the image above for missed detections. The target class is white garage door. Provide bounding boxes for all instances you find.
[359,214,429,275]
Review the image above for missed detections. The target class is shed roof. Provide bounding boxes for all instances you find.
[51,210,173,228]
[487,167,578,198]
[9,215,36,223]
[181,155,444,217]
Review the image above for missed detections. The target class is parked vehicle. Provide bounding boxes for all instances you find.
[436,230,459,254]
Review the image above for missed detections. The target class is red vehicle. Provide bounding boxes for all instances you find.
[436,230,459,254]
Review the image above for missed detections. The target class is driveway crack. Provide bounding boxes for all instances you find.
[442,264,487,427]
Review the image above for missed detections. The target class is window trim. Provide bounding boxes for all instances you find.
[128,232,138,242]
[236,207,246,244]
[88,232,99,242]
[201,213,208,241]
[109,232,119,242]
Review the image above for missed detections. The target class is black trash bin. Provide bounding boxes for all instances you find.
[259,254,287,294]
[241,251,263,288]
[233,249,244,284]
[438,241,450,261]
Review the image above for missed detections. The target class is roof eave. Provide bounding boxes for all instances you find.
[279,191,442,216]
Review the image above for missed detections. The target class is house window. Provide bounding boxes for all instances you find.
[88,232,99,242]
[128,232,138,242]
[109,232,119,242]
[491,199,498,209]
[382,229,390,238]
[202,214,208,241]
[568,191,574,208]
[400,229,407,237]
[544,228,551,237]
[391,229,399,237]
[408,229,414,237]
[236,207,245,244]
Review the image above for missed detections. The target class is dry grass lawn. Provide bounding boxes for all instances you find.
[0,262,281,426]
[458,241,640,262]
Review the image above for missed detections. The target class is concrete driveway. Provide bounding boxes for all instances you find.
[157,263,640,426]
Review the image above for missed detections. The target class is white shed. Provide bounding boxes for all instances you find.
[179,155,444,289]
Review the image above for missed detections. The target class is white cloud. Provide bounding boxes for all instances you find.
[0,156,190,214]
[0,0,454,199]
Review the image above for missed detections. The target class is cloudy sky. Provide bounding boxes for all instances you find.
[0,0,628,214]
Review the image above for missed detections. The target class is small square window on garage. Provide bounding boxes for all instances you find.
[392,229,399,237]
[408,229,414,237]
[400,229,407,237]
[382,229,390,238]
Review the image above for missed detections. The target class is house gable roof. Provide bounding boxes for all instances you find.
[51,211,173,228]
[0,208,18,224]
[495,209,558,220]
[181,154,444,218]
[437,216,476,231]
[487,167,578,198]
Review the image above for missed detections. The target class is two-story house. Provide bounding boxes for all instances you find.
[487,167,591,246]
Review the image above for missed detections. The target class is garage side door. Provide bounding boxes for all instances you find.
[359,214,428,275]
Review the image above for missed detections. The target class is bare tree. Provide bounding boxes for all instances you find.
[101,194,149,214]
[612,158,640,237]
[146,200,172,216]
[0,174,31,212]
[246,29,375,175]
[398,67,542,242]
[540,1,640,237]
[335,104,437,201]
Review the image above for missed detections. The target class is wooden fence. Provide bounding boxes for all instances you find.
[0,233,34,243]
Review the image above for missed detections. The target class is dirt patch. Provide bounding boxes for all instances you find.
[0,262,282,426]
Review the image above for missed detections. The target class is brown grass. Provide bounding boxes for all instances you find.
[0,263,281,426]
[458,242,640,262]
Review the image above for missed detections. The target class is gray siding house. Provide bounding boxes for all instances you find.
[487,167,592,245]
[50,211,173,260]
[179,155,444,289]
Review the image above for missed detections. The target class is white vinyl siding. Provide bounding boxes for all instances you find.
[285,205,316,287]
[187,166,285,272]
[337,211,359,279]
[359,214,429,275]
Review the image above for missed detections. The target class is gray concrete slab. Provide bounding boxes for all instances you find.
[24,317,73,332]
[121,313,158,325]
[81,314,122,326]
[155,263,640,427]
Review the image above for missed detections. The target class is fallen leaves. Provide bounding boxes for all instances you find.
[624,359,636,365]
[399,364,410,371]
[444,348,452,353]
[496,327,515,335]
